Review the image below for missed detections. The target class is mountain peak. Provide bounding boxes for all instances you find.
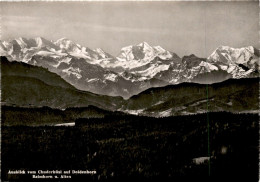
[208,45,258,67]
[215,45,255,53]
[137,41,150,47]
[55,37,73,44]
[137,42,153,51]
[217,45,231,50]
[54,38,80,51]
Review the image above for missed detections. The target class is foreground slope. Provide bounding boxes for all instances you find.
[2,112,258,180]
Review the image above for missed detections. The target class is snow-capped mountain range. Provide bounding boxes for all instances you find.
[1,37,259,98]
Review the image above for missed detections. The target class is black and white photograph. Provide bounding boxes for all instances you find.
[0,0,259,181]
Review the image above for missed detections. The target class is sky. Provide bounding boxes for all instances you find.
[0,1,259,57]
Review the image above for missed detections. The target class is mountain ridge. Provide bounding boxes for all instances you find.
[1,37,259,98]
[1,56,258,117]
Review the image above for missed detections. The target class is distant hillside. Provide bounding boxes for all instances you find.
[1,56,124,110]
[1,56,75,89]
[123,78,259,116]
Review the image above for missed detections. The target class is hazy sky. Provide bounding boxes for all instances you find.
[1,1,259,57]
